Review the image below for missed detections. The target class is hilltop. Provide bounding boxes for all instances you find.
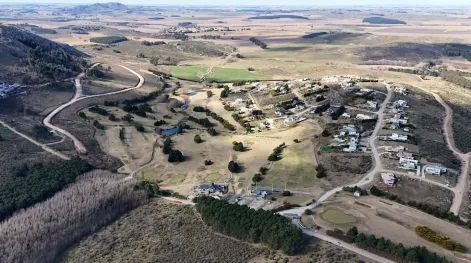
[65,2,129,14]
[0,25,84,84]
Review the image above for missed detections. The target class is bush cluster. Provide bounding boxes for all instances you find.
[415,226,465,252]
[268,143,286,161]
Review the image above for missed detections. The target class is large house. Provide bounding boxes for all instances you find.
[424,164,447,175]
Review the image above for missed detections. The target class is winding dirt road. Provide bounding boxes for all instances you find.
[432,94,470,214]
[43,64,145,154]
[0,120,70,160]
[279,82,393,216]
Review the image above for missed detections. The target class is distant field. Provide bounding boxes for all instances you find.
[170,65,208,81]
[170,66,270,82]
[208,67,270,83]
[90,35,128,44]
[248,15,309,20]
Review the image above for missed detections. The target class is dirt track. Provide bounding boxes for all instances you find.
[43,64,145,154]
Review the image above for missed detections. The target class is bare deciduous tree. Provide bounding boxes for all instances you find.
[0,170,147,263]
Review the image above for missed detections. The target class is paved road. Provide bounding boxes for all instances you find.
[295,221,396,263]
[0,120,70,160]
[43,64,145,154]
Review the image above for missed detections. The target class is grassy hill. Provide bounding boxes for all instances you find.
[0,25,85,84]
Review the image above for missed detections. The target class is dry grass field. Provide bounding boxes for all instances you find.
[4,4,471,262]
[309,195,471,263]
[64,198,372,263]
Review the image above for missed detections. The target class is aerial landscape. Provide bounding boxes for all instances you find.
[1,0,471,262]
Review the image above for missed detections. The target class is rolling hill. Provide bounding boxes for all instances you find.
[0,25,85,84]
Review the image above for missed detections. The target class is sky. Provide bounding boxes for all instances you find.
[0,0,470,6]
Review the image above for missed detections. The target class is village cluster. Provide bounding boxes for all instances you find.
[377,87,450,187]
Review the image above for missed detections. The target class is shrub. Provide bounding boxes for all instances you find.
[321,129,330,137]
[162,138,172,154]
[122,114,134,122]
[78,112,86,119]
[252,173,263,183]
[193,106,206,112]
[228,161,241,173]
[135,124,145,132]
[281,191,292,197]
[220,86,230,98]
[207,128,218,136]
[249,37,268,49]
[154,120,166,126]
[119,128,125,141]
[207,90,213,98]
[316,165,327,178]
[204,160,213,166]
[32,125,51,139]
[93,120,105,130]
[194,134,203,143]
[168,149,184,163]
[268,143,286,161]
[415,226,466,252]
[108,114,118,121]
[233,141,244,151]
[369,185,385,196]
[88,106,109,116]
[259,167,268,175]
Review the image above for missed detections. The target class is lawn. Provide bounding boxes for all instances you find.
[320,207,357,225]
[170,65,208,81]
[262,142,318,189]
[208,67,270,83]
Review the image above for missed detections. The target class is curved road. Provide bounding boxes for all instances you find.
[0,120,70,160]
[43,64,145,154]
[279,83,392,216]
[432,93,470,214]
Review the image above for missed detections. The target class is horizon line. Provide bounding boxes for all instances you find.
[1,2,471,7]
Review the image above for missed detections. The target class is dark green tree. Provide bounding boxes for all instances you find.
[168,149,184,163]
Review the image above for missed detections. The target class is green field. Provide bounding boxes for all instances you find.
[262,143,317,189]
[170,65,208,81]
[320,207,357,225]
[208,67,270,82]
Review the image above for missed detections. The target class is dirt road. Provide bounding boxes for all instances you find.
[0,120,70,160]
[294,220,396,263]
[278,82,393,216]
[43,64,145,154]
[432,93,470,214]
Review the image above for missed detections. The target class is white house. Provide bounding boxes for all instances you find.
[356,114,374,120]
[366,100,378,109]
[390,133,408,142]
[381,173,396,186]
[425,165,447,175]
[393,100,408,109]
